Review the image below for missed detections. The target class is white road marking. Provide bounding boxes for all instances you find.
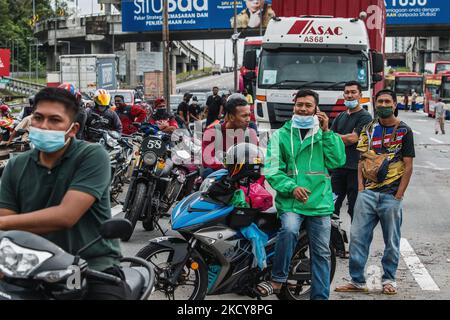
[414,119,427,122]
[111,205,123,217]
[429,138,444,144]
[415,164,450,171]
[413,130,421,135]
[400,238,440,291]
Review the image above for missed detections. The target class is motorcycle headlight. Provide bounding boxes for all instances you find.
[0,238,53,278]
[199,177,216,193]
[143,151,157,166]
[106,136,118,148]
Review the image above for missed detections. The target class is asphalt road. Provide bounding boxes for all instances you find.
[176,72,235,93]
[113,109,450,300]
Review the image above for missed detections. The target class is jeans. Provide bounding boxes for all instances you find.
[272,212,331,300]
[331,168,358,221]
[349,190,403,287]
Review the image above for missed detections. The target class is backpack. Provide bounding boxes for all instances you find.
[360,120,400,183]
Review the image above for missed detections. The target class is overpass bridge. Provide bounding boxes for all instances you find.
[32,0,450,83]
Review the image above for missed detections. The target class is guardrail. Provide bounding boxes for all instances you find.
[2,77,46,96]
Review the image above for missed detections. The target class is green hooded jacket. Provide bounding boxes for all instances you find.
[265,119,346,217]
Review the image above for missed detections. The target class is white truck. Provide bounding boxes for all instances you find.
[212,64,221,76]
[59,54,118,95]
[244,15,385,132]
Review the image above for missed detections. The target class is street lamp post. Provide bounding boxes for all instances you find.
[233,0,239,92]
[163,0,170,111]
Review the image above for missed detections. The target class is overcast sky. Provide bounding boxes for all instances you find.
[76,0,393,67]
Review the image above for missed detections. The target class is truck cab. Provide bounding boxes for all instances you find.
[247,16,384,132]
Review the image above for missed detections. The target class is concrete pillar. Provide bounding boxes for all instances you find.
[182,62,187,73]
[431,37,440,62]
[144,42,151,52]
[126,42,138,86]
[91,42,108,54]
[171,54,177,73]
[104,3,112,15]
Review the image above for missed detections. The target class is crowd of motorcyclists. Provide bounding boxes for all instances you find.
[0,77,414,302]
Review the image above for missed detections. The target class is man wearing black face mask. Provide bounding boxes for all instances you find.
[336,89,415,296]
[147,98,178,134]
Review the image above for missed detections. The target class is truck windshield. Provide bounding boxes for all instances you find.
[395,77,424,95]
[258,49,368,90]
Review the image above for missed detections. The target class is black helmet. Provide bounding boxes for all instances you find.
[28,95,35,106]
[224,143,264,181]
[224,93,248,115]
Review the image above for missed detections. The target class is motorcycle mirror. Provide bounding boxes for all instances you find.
[100,218,133,241]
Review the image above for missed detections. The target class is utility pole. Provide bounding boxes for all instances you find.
[54,0,58,71]
[163,0,171,112]
[224,40,226,68]
[233,0,238,92]
[202,40,205,71]
[214,40,216,64]
[259,3,263,36]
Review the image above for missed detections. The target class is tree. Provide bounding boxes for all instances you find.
[0,0,57,77]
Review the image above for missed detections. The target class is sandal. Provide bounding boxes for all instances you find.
[256,281,282,297]
[382,283,397,295]
[335,283,368,293]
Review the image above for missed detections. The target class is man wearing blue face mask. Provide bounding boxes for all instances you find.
[330,81,372,225]
[259,89,345,300]
[0,87,131,299]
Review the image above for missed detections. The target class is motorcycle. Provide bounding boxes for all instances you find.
[0,129,31,178]
[0,218,155,300]
[122,125,200,241]
[87,127,135,204]
[135,169,344,300]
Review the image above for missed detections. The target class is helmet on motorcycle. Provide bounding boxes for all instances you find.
[58,83,82,104]
[0,104,11,115]
[224,142,264,181]
[93,89,111,107]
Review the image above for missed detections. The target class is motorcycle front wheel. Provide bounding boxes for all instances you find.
[135,243,208,300]
[123,182,147,241]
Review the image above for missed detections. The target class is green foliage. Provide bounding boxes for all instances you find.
[0,0,61,76]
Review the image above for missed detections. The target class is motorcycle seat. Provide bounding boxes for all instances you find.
[123,267,149,300]
[254,209,280,233]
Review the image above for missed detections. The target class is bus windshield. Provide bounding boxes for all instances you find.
[258,49,369,90]
[436,63,450,74]
[442,78,450,98]
[394,77,424,94]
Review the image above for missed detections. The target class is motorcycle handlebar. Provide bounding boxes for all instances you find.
[85,269,123,285]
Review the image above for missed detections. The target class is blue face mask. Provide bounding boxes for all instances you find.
[292,115,315,129]
[29,124,73,153]
[344,100,359,109]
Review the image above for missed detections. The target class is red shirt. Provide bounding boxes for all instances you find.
[202,122,259,170]
[116,105,147,135]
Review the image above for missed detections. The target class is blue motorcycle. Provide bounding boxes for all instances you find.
[135,169,341,300]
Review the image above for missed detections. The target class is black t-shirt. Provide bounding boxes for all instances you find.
[331,108,373,170]
[177,101,190,121]
[206,95,223,125]
[189,104,199,121]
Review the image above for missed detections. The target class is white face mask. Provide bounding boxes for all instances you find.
[29,123,74,153]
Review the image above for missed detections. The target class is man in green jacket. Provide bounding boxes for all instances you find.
[258,89,346,300]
